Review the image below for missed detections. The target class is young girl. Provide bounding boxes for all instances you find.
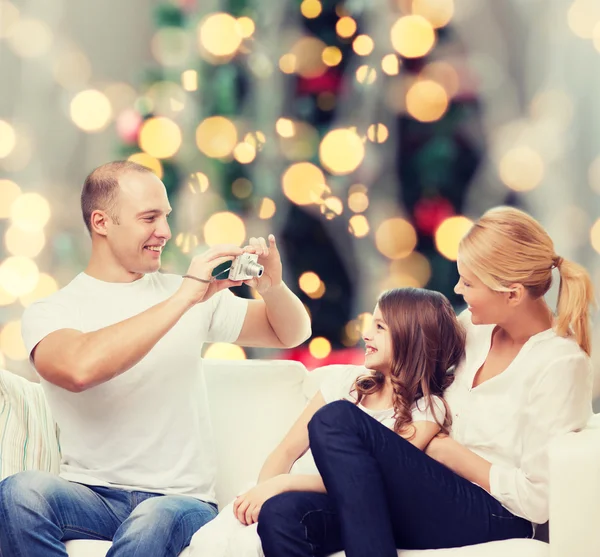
[258,206,594,557]
[189,287,465,557]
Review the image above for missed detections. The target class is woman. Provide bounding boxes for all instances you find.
[189,287,465,557]
[257,206,594,556]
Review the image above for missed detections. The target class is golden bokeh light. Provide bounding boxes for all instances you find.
[349,215,370,237]
[204,343,247,360]
[276,118,296,138]
[53,48,92,90]
[421,61,459,97]
[336,16,357,38]
[198,13,243,57]
[20,273,58,307]
[70,90,113,132]
[320,196,343,220]
[103,82,137,114]
[127,153,164,178]
[412,0,454,29]
[301,0,322,18]
[375,218,417,259]
[568,0,600,39]
[5,226,45,258]
[282,162,329,205]
[391,15,436,58]
[232,178,253,198]
[10,193,51,231]
[291,37,328,78]
[389,251,432,287]
[175,232,199,255]
[349,183,368,195]
[0,180,21,218]
[279,53,297,74]
[309,337,332,359]
[0,120,16,158]
[381,54,400,75]
[367,123,389,143]
[280,122,319,160]
[236,16,255,38]
[188,172,210,194]
[319,128,365,175]
[498,146,544,192]
[380,272,421,290]
[182,69,198,91]
[0,256,39,297]
[348,191,369,213]
[0,1,19,39]
[434,216,472,261]
[0,321,27,360]
[406,80,448,122]
[591,219,600,254]
[307,281,326,299]
[0,284,16,306]
[233,142,257,164]
[322,46,343,67]
[356,65,377,84]
[196,116,238,158]
[203,212,246,246]
[138,117,182,159]
[7,18,52,58]
[357,312,373,336]
[259,197,276,219]
[353,35,374,56]
[299,272,321,294]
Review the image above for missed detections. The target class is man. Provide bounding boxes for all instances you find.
[0,161,311,557]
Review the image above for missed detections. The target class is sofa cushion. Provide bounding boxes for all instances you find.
[0,369,61,480]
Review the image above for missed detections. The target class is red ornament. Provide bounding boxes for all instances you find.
[413,197,455,236]
[116,109,143,144]
[297,69,342,96]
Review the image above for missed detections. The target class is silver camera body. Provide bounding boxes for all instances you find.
[228,253,264,281]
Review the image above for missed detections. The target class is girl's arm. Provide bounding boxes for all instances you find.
[408,421,443,451]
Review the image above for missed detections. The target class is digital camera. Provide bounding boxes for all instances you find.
[228,253,264,281]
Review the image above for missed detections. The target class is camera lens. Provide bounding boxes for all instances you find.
[245,261,264,278]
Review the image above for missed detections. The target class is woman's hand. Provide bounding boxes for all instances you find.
[233,475,288,525]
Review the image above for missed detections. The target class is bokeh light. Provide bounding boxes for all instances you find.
[203,212,246,246]
[391,15,436,58]
[233,141,256,164]
[182,69,198,91]
[367,123,389,143]
[280,121,319,160]
[196,116,238,158]
[356,65,377,84]
[412,0,455,29]
[138,117,182,159]
[568,0,600,39]
[259,198,276,219]
[406,80,449,122]
[188,172,210,194]
[375,218,417,259]
[349,215,370,237]
[0,120,16,158]
[232,178,253,198]
[282,162,329,205]
[7,18,52,58]
[0,321,27,360]
[175,233,199,255]
[127,153,164,178]
[301,0,322,18]
[0,284,16,306]
[387,251,432,288]
[0,256,39,297]
[20,273,58,307]
[276,118,295,138]
[299,272,321,294]
[70,90,113,132]
[353,35,374,56]
[152,27,190,67]
[421,61,460,97]
[10,193,51,231]
[291,37,328,78]
[381,54,400,75]
[0,1,19,39]
[498,146,544,192]
[0,180,21,217]
[336,16,357,38]
[348,191,369,213]
[309,337,332,359]
[5,226,45,258]
[434,216,473,261]
[53,47,92,90]
[279,53,296,73]
[319,128,365,175]
[198,13,243,58]
[204,343,247,360]
[320,196,343,220]
[322,46,343,67]
[236,16,255,38]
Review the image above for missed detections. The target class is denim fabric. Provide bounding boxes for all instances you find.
[0,471,217,557]
[259,401,533,557]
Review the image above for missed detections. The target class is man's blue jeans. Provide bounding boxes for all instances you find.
[0,471,218,557]
[258,401,533,557]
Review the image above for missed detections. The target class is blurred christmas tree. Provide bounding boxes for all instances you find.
[112,0,484,361]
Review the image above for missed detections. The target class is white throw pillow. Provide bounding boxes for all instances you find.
[0,369,61,480]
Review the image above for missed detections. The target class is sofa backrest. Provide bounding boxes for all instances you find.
[203,359,311,506]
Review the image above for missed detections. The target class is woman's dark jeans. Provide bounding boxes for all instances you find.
[258,401,533,557]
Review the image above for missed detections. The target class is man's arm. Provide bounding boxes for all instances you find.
[32,245,245,393]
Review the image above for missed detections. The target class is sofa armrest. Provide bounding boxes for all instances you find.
[548,423,600,557]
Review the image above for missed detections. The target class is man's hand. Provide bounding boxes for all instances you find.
[177,244,245,305]
[242,235,282,295]
[233,475,288,525]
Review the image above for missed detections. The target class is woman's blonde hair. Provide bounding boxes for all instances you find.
[459,206,595,355]
[352,288,465,438]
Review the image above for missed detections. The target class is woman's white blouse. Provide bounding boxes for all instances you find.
[444,311,593,524]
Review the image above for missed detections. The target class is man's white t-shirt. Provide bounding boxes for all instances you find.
[21,272,248,504]
[291,365,447,475]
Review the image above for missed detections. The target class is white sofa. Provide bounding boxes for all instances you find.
[4,360,598,557]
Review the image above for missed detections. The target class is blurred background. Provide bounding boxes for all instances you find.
[0,0,599,407]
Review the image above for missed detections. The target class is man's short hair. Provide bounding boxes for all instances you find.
[81,160,154,233]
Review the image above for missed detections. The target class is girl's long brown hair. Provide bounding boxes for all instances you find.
[353,288,465,438]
